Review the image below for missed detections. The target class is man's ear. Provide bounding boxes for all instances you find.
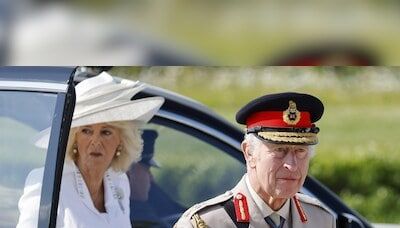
[242,141,256,168]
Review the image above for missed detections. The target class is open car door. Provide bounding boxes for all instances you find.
[0,67,76,228]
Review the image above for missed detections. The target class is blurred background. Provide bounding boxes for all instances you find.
[111,66,400,224]
[1,1,400,65]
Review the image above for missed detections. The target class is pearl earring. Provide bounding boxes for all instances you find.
[116,145,122,157]
[73,143,78,154]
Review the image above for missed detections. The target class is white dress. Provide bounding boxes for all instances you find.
[17,161,131,228]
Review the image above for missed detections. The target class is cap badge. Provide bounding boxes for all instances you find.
[283,100,301,125]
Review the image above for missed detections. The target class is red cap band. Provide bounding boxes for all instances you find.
[246,111,312,128]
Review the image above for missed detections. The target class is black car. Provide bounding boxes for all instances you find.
[0,67,371,228]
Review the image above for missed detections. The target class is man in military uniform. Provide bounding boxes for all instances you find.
[174,92,335,228]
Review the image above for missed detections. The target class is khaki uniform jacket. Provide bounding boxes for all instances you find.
[174,175,335,228]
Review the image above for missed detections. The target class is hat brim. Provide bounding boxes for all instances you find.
[72,97,164,128]
[34,96,164,148]
[77,81,142,104]
[256,131,318,145]
[32,127,51,149]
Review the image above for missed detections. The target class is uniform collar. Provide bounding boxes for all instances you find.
[245,175,290,221]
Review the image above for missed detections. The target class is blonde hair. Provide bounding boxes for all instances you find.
[66,121,142,172]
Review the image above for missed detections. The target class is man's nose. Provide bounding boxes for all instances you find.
[283,152,298,171]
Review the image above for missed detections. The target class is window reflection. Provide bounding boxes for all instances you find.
[0,91,56,227]
[128,124,245,227]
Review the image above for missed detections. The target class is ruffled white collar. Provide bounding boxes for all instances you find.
[64,161,126,214]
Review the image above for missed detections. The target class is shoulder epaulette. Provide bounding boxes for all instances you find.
[295,193,331,213]
[181,191,234,220]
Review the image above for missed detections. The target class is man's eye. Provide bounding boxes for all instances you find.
[295,149,308,158]
[276,148,286,153]
[273,148,287,157]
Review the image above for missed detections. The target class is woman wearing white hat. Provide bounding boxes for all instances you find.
[17,72,164,228]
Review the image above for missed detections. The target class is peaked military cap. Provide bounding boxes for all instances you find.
[236,92,324,145]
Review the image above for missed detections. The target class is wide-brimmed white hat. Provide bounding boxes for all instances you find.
[34,72,164,148]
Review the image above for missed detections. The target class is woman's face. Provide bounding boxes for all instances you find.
[75,123,122,171]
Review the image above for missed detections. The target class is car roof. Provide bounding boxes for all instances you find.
[0,67,75,83]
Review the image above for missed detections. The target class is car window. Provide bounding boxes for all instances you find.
[129,122,245,226]
[152,124,245,206]
[0,90,56,228]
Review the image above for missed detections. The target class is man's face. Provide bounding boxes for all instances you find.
[244,136,311,200]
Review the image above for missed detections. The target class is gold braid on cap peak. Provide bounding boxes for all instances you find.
[257,131,318,144]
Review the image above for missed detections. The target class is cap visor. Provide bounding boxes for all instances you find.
[256,131,318,145]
